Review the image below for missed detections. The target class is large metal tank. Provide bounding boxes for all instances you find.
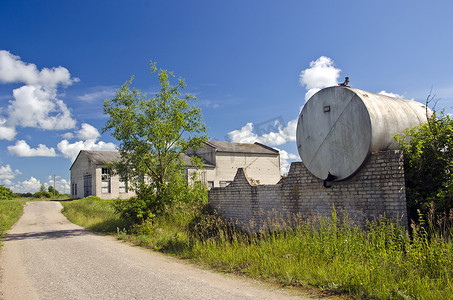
[296,86,429,181]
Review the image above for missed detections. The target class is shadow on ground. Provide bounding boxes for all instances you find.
[4,228,92,241]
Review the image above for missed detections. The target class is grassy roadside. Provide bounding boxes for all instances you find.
[0,197,70,247]
[61,196,130,232]
[0,199,26,248]
[61,197,453,299]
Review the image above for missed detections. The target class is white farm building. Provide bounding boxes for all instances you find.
[70,141,281,199]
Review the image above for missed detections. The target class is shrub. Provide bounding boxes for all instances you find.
[48,186,60,197]
[395,109,453,222]
[114,177,208,224]
[102,61,208,223]
[0,185,15,200]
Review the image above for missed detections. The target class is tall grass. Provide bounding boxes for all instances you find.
[62,198,453,299]
[189,213,453,299]
[1,198,57,242]
[0,200,24,247]
[61,196,130,232]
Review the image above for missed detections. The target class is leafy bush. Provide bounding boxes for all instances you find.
[33,184,52,198]
[0,185,15,200]
[114,197,156,224]
[114,176,207,224]
[103,62,207,223]
[48,186,60,197]
[188,204,235,241]
[395,109,453,221]
[15,192,33,197]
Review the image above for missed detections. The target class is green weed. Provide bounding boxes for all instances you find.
[61,197,453,299]
[61,197,130,233]
[0,200,24,247]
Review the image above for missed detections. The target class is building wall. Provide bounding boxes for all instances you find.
[93,167,135,200]
[208,150,407,229]
[71,147,280,199]
[207,152,280,187]
[70,152,96,199]
[70,153,135,199]
[187,167,214,186]
[187,144,216,165]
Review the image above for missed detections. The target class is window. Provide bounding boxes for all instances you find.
[72,183,77,196]
[119,178,128,193]
[219,181,231,188]
[101,168,111,193]
[207,181,214,189]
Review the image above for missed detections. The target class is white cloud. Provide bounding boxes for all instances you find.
[77,123,100,140]
[228,119,297,146]
[7,85,76,130]
[226,123,299,174]
[299,56,341,102]
[277,149,299,175]
[0,50,78,87]
[227,56,339,158]
[0,120,16,140]
[61,132,74,139]
[57,122,116,161]
[10,176,42,193]
[46,177,70,194]
[58,139,116,161]
[228,123,256,144]
[0,50,78,133]
[197,99,221,109]
[8,140,57,157]
[378,90,405,99]
[76,86,117,102]
[3,179,13,186]
[0,164,21,180]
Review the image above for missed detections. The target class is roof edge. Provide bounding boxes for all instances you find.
[253,142,280,154]
[69,150,85,170]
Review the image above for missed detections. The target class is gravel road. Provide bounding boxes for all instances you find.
[0,201,312,299]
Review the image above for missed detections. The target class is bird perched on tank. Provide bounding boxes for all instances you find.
[339,77,350,87]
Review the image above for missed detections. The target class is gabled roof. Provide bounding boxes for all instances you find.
[70,150,215,170]
[204,141,279,155]
[70,150,120,170]
[82,150,121,164]
[181,153,215,168]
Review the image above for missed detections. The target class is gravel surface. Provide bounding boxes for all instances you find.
[0,201,312,299]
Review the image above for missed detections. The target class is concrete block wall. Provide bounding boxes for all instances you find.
[208,150,407,230]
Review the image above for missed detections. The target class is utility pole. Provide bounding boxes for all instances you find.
[53,174,56,199]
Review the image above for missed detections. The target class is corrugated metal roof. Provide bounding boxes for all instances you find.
[205,141,279,155]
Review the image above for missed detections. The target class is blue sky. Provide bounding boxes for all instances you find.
[1,0,452,193]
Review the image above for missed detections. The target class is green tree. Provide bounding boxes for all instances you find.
[103,62,207,223]
[34,184,51,198]
[48,186,59,197]
[396,108,453,221]
[0,185,15,200]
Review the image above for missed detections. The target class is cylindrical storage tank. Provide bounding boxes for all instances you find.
[296,86,429,181]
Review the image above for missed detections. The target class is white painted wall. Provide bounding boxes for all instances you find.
[70,152,135,199]
[71,146,281,199]
[206,152,280,187]
[70,152,96,199]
